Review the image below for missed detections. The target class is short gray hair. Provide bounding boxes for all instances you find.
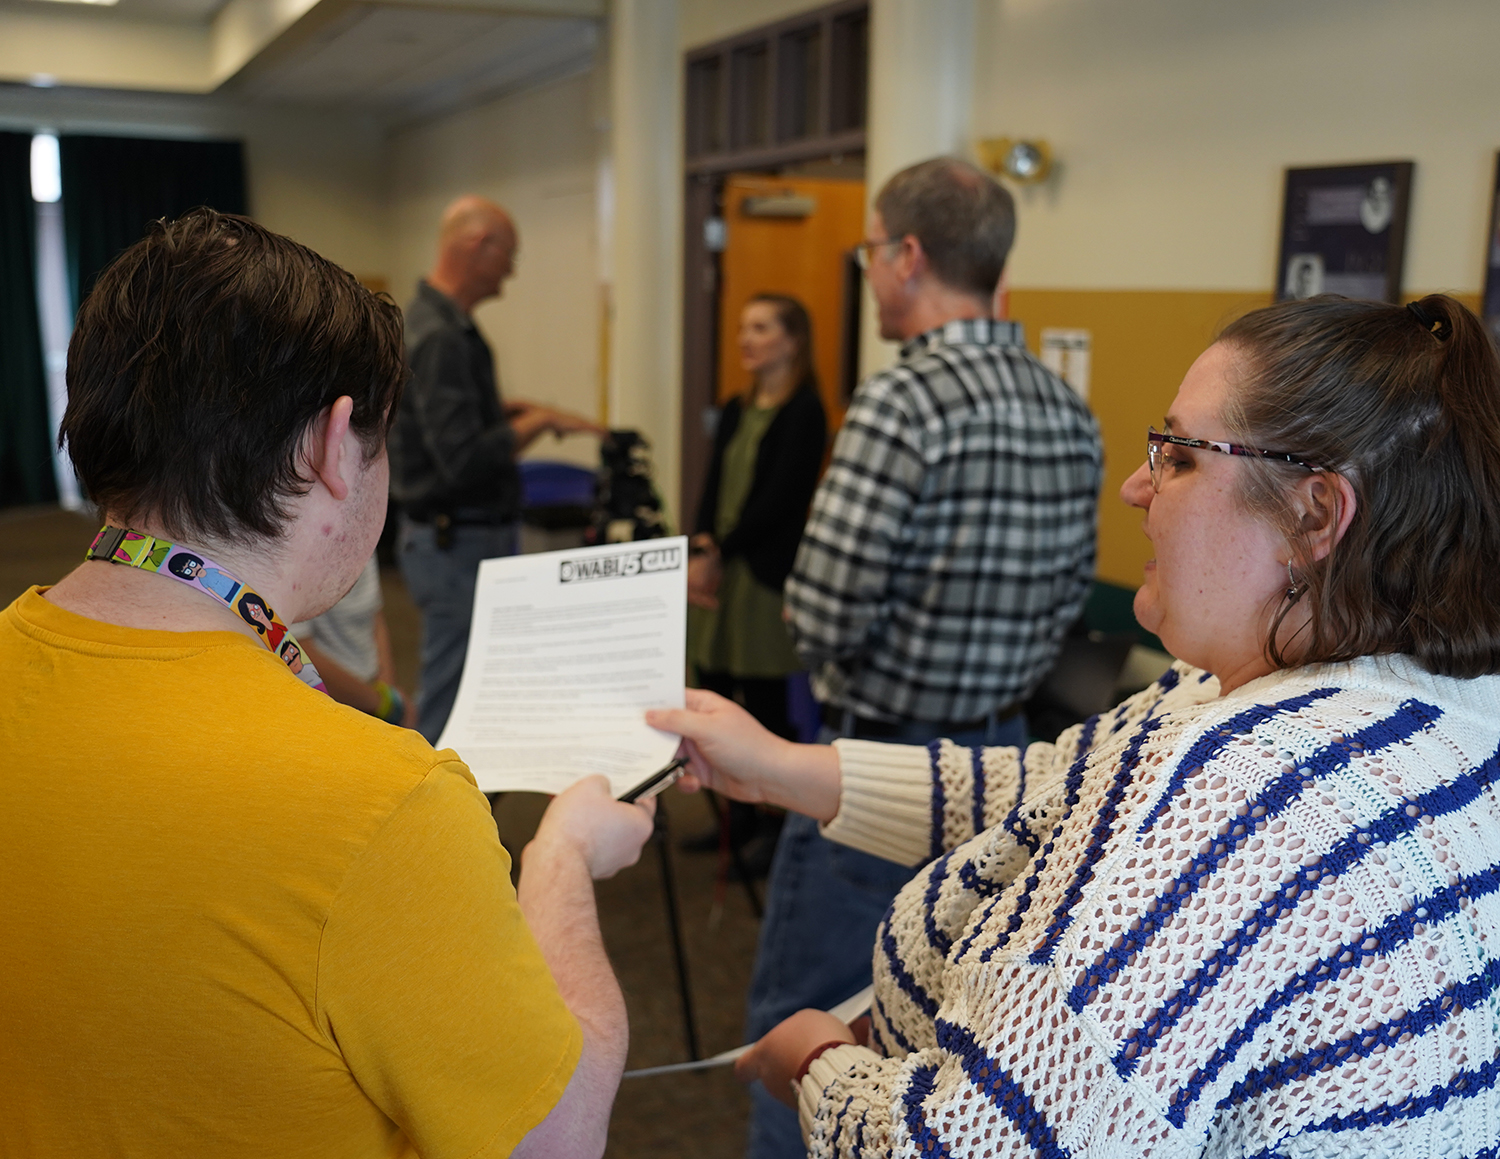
[874,157,1015,299]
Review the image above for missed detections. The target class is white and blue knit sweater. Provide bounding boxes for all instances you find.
[800,656,1500,1158]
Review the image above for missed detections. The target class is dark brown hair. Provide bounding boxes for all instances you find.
[874,157,1015,299]
[747,293,816,393]
[1219,293,1500,677]
[62,208,405,544]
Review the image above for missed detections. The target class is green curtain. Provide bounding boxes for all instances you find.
[0,131,57,508]
[59,134,246,308]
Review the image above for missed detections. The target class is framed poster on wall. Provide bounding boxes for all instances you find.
[1481,153,1500,346]
[1275,161,1413,302]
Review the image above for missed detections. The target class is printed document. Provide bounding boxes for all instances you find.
[436,537,687,797]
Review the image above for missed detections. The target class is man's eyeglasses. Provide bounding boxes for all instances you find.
[852,238,902,271]
[1147,426,1321,492]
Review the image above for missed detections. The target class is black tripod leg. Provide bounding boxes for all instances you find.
[703,789,764,919]
[653,808,701,1061]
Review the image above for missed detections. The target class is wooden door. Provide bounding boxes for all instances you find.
[716,173,866,429]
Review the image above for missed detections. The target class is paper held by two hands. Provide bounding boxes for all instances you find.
[435,536,688,799]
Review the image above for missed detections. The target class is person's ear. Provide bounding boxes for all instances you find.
[307,396,356,502]
[1294,469,1358,563]
[894,234,925,285]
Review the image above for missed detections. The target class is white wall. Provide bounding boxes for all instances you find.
[386,67,605,466]
[976,0,1500,293]
[0,87,389,279]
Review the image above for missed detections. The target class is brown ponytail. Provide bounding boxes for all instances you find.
[1219,292,1500,678]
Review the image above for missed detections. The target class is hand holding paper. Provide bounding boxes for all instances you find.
[437,537,688,797]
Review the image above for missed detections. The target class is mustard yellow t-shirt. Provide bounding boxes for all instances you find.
[0,587,582,1158]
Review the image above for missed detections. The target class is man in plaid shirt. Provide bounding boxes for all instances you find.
[742,157,1103,1159]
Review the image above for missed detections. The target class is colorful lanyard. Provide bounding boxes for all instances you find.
[86,525,328,695]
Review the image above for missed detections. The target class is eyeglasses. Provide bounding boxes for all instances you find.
[852,238,902,271]
[1147,426,1321,492]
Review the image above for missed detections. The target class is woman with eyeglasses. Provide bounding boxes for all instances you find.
[649,292,1500,1158]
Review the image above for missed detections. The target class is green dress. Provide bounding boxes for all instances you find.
[688,403,803,678]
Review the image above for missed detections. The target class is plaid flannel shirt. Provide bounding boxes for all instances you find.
[784,318,1102,723]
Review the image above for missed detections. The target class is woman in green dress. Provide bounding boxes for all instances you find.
[688,294,828,854]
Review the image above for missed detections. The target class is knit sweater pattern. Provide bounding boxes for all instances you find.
[801,655,1500,1158]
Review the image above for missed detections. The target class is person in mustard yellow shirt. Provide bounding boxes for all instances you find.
[0,208,652,1158]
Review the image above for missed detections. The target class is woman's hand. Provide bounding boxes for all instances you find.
[735,1009,857,1108]
[646,690,841,821]
[687,536,721,610]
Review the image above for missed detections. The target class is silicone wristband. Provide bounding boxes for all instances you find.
[374,680,404,724]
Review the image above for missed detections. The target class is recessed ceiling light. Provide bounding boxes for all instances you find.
[31,0,121,7]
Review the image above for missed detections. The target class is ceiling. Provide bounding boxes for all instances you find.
[0,0,600,124]
[232,7,597,121]
[1,0,229,21]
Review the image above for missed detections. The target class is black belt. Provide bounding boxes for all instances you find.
[405,509,511,550]
[404,508,510,527]
[828,701,1022,740]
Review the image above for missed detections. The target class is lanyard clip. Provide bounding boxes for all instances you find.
[87,526,131,563]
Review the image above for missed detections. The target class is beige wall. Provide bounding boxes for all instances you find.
[977,0,1500,294]
[0,87,388,279]
[972,0,1500,588]
[0,10,212,91]
[386,68,605,467]
[679,0,827,49]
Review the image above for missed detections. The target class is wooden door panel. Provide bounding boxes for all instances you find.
[716,173,865,430]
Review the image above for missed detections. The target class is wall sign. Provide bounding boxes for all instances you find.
[1275,161,1413,303]
[1482,153,1500,346]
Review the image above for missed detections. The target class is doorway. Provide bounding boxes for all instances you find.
[715,173,865,421]
[677,0,870,524]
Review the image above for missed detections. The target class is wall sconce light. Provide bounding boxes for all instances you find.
[978,138,1054,185]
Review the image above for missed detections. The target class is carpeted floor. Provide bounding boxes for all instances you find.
[3,503,763,1159]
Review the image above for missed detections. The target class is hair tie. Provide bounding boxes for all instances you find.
[1407,300,1452,342]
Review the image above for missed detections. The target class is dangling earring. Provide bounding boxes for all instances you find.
[1285,560,1300,602]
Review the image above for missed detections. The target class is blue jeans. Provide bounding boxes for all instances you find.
[397,517,519,744]
[744,711,1027,1159]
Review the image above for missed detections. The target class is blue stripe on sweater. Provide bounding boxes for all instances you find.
[1070,698,1441,1011]
[928,740,947,861]
[1238,1048,1500,1156]
[972,744,987,839]
[958,859,1006,898]
[872,987,916,1056]
[974,717,1098,964]
[1030,716,1164,966]
[1222,958,1500,1113]
[1122,743,1500,1082]
[1001,742,1039,855]
[1136,688,1339,835]
[934,1019,1073,1158]
[829,1095,855,1151]
[881,921,939,1020]
[899,1064,952,1158]
[1167,857,1500,1127]
[922,852,957,957]
[953,713,1098,963]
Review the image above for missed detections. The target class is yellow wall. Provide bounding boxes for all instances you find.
[1007,290,1266,588]
[1009,288,1484,591]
